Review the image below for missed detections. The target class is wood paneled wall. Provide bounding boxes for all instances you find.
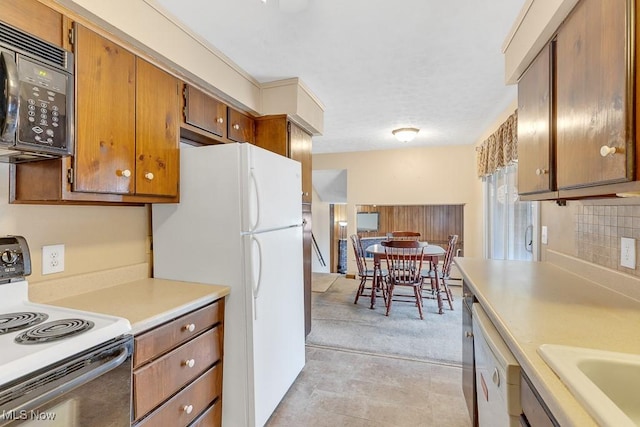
[356,205,464,252]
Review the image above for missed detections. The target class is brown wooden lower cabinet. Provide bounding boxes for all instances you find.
[133,299,225,426]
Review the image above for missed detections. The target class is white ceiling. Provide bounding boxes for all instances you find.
[153,0,525,154]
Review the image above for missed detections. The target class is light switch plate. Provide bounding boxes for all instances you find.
[42,244,65,275]
[621,237,636,269]
[541,226,548,245]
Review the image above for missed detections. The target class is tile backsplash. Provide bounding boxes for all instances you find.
[575,204,640,277]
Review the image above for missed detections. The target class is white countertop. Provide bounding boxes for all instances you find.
[47,278,229,334]
[455,256,640,427]
[28,263,230,335]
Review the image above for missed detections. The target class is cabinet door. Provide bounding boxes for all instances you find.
[0,0,63,47]
[136,58,179,197]
[555,0,632,189]
[74,24,136,194]
[184,85,226,138]
[518,43,554,195]
[227,108,255,143]
[289,123,312,204]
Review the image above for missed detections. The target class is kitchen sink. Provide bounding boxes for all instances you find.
[538,344,640,427]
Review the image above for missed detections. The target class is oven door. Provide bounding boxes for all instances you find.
[0,335,133,427]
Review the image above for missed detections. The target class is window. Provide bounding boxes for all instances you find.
[484,164,539,261]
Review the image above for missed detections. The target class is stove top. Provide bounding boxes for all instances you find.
[0,280,131,385]
[0,236,131,386]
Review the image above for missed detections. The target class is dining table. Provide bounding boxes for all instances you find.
[365,242,447,314]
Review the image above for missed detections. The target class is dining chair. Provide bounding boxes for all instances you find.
[422,234,458,310]
[381,239,427,319]
[350,234,386,305]
[387,231,421,240]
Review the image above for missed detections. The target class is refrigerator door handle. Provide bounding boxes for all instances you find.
[251,235,264,320]
[249,169,261,232]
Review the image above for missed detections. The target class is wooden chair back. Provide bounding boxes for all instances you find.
[350,234,367,275]
[381,240,426,285]
[441,234,458,278]
[387,231,421,241]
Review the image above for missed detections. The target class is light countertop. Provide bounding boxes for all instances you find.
[455,256,640,427]
[29,264,229,335]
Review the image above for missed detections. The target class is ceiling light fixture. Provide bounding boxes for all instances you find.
[392,127,419,142]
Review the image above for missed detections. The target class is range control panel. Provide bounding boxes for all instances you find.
[0,236,31,281]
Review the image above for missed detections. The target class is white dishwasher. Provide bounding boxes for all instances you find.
[472,303,522,427]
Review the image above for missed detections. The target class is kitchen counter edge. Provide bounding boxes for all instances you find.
[45,277,230,335]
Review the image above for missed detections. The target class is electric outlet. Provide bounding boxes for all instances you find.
[621,237,636,269]
[541,226,548,245]
[42,244,65,275]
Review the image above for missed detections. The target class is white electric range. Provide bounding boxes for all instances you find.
[0,236,133,427]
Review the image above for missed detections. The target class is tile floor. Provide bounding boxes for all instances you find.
[266,345,471,426]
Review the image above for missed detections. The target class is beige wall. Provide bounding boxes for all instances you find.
[313,144,482,274]
[0,164,149,283]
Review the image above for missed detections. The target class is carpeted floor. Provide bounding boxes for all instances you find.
[311,272,340,293]
[306,275,463,366]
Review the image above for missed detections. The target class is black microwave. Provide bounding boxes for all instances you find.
[0,21,74,163]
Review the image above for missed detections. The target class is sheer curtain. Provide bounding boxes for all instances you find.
[484,164,538,261]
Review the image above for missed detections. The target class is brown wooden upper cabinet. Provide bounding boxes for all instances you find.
[227,108,255,143]
[74,24,179,198]
[517,43,554,196]
[0,0,64,47]
[517,0,635,200]
[255,115,313,204]
[184,85,227,138]
[555,0,632,190]
[182,85,255,144]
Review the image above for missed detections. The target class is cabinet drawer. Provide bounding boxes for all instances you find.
[134,301,223,368]
[136,364,222,427]
[133,326,222,418]
[227,108,255,143]
[184,86,227,138]
[190,400,222,427]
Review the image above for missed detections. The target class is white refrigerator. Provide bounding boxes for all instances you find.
[152,143,305,427]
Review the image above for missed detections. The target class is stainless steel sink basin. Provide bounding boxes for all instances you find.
[538,344,640,427]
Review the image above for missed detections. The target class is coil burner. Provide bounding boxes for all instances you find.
[0,312,48,334]
[14,319,95,344]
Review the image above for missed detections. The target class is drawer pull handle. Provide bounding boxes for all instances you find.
[216,117,224,124]
[465,331,473,338]
[118,169,131,178]
[233,123,240,130]
[183,404,193,414]
[535,168,547,176]
[182,359,195,368]
[144,172,154,181]
[184,323,196,332]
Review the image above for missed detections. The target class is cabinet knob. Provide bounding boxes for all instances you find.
[600,145,617,157]
[232,123,240,130]
[183,323,196,332]
[144,172,154,181]
[535,168,547,176]
[182,358,195,368]
[465,331,473,338]
[118,169,131,178]
[183,405,194,414]
[216,117,224,124]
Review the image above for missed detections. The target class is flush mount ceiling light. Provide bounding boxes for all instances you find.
[392,127,419,142]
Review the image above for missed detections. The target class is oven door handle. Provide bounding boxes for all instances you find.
[0,51,19,142]
[10,345,130,414]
